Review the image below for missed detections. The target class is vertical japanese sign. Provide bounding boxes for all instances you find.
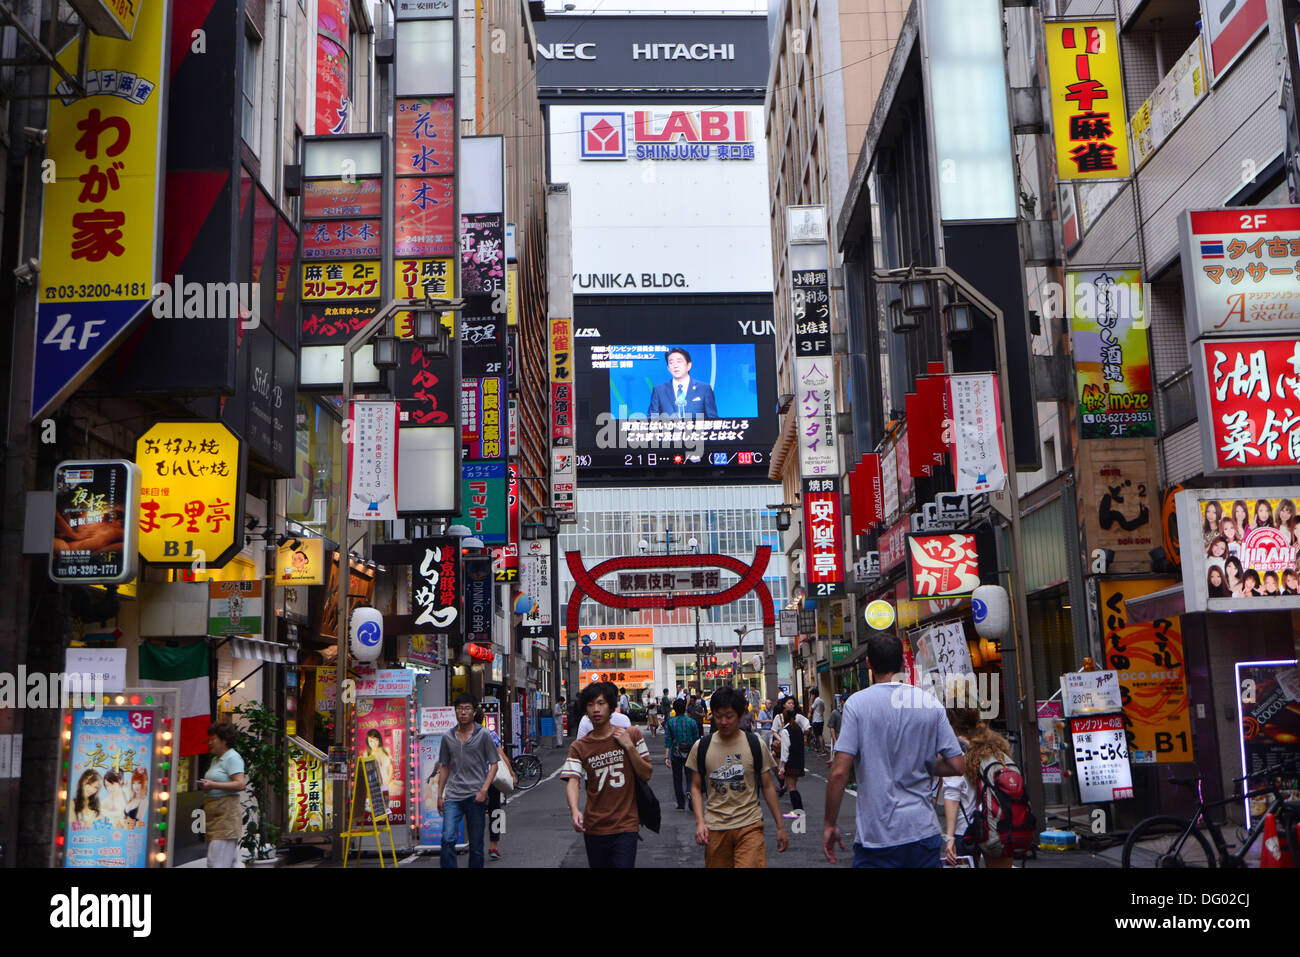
[880,438,899,522]
[135,421,244,567]
[947,374,1007,493]
[550,318,575,442]
[315,0,352,134]
[1179,207,1300,340]
[1070,714,1134,803]
[492,463,519,582]
[802,477,845,598]
[1098,578,1192,765]
[795,357,837,477]
[412,537,461,640]
[1068,269,1155,438]
[348,401,399,520]
[463,556,493,642]
[520,541,554,640]
[1045,19,1132,180]
[50,459,141,585]
[35,0,168,420]
[287,740,333,833]
[849,453,882,534]
[792,268,831,355]
[1193,337,1300,472]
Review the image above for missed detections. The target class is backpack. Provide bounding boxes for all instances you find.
[670,716,697,759]
[964,754,1036,860]
[695,732,767,795]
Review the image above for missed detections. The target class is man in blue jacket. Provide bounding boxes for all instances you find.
[648,347,718,419]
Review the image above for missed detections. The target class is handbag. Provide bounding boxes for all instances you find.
[634,775,661,833]
[492,758,515,796]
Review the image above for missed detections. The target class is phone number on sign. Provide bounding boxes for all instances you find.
[44,282,150,301]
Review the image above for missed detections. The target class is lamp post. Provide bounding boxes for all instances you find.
[872,264,1043,814]
[331,295,459,859]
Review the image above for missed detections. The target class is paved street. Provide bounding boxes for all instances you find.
[324,730,1126,869]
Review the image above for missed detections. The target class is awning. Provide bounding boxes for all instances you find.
[1122,584,1187,624]
[225,636,298,664]
[769,409,798,481]
[832,643,870,669]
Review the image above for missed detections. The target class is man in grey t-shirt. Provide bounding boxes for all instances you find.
[824,634,964,868]
[436,693,499,868]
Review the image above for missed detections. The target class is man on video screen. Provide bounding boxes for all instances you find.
[647,347,718,419]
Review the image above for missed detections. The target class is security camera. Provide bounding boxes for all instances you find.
[638,539,649,554]
[23,127,47,145]
[13,258,39,283]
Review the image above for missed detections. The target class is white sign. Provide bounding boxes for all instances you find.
[419,706,456,736]
[1061,670,1124,717]
[355,667,416,698]
[1070,714,1134,803]
[348,401,399,520]
[548,104,772,294]
[520,552,553,629]
[1178,207,1300,340]
[795,357,838,477]
[1132,38,1206,167]
[550,447,576,518]
[881,441,899,521]
[916,621,974,691]
[616,570,722,593]
[64,648,127,693]
[948,374,1007,493]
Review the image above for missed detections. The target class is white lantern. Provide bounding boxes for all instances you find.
[971,585,1010,641]
[350,606,384,662]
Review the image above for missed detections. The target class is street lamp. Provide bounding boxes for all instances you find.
[872,263,1043,814]
[766,503,795,532]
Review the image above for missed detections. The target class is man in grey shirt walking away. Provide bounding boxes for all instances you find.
[437,693,500,868]
[823,634,965,867]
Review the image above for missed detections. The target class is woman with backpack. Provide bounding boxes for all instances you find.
[942,707,1015,868]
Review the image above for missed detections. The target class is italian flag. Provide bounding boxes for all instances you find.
[139,641,211,756]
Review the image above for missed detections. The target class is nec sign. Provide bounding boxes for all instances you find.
[538,42,597,60]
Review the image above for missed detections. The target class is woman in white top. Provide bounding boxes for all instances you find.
[942,706,1014,869]
[771,697,810,797]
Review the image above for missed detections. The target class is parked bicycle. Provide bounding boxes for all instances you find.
[1122,759,1300,868]
[510,737,544,791]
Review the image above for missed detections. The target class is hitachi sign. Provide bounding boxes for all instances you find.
[634,110,750,143]
[537,42,597,60]
[631,42,736,60]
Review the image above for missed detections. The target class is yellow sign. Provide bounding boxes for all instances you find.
[69,0,142,40]
[864,599,895,631]
[395,258,455,299]
[33,0,167,419]
[301,260,381,300]
[1045,20,1131,180]
[136,421,243,566]
[277,537,324,585]
[288,740,333,834]
[551,318,573,383]
[506,265,518,327]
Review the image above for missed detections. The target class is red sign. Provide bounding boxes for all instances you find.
[802,477,844,597]
[551,382,573,442]
[850,453,882,533]
[909,376,947,476]
[907,533,981,599]
[896,427,913,500]
[491,463,519,579]
[303,178,382,218]
[394,177,455,258]
[394,98,454,176]
[303,219,381,259]
[467,642,494,661]
[880,518,908,571]
[1199,337,1300,470]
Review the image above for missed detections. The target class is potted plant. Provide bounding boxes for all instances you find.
[232,700,287,865]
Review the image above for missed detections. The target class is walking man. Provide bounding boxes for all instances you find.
[688,687,787,867]
[826,695,844,759]
[562,681,653,867]
[809,691,826,754]
[824,635,965,867]
[664,700,702,811]
[436,694,499,868]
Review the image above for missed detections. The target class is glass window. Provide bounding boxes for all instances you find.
[242,28,261,151]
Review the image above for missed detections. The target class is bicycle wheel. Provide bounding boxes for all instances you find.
[512,754,543,790]
[1122,816,1217,868]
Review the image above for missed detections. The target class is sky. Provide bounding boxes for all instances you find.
[544,1,765,14]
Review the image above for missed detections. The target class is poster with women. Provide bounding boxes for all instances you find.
[66,708,155,868]
[417,707,462,847]
[1177,488,1300,612]
[355,698,408,825]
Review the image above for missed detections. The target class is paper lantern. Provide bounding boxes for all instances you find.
[350,607,384,661]
[971,585,1010,640]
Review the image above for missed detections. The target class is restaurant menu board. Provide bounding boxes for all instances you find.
[1236,660,1300,823]
[1061,670,1123,716]
[1070,714,1134,803]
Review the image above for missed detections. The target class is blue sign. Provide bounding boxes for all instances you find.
[357,621,382,648]
[972,597,988,625]
[33,300,149,420]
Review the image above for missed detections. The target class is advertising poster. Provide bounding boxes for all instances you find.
[912,620,973,694]
[1194,336,1300,472]
[1044,19,1132,180]
[277,537,324,585]
[1070,714,1134,803]
[1235,660,1300,822]
[1038,700,1064,784]
[948,374,1007,494]
[1098,578,1193,764]
[207,580,263,637]
[520,543,554,639]
[66,708,156,868]
[907,533,980,599]
[315,0,351,133]
[354,698,408,826]
[348,401,399,520]
[1177,488,1300,612]
[51,460,139,585]
[1068,269,1155,439]
[287,740,332,834]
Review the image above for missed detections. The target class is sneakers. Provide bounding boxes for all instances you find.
[489,848,502,861]
[782,811,803,819]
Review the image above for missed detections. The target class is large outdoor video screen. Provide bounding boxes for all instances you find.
[573,299,777,479]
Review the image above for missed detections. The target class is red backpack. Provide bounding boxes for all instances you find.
[965,755,1036,860]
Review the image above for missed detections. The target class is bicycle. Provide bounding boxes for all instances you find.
[510,736,544,791]
[1121,759,1300,868]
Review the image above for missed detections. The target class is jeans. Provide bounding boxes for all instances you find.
[440,795,487,868]
[670,755,694,809]
[852,834,944,869]
[583,831,638,868]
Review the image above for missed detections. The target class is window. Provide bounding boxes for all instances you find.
[242,28,262,151]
